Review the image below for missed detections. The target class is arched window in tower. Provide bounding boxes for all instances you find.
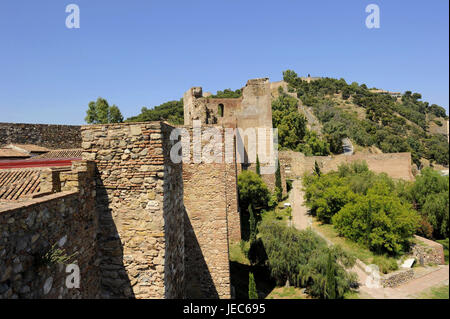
[218,104,224,117]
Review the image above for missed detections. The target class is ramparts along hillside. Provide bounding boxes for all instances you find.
[126,70,449,170]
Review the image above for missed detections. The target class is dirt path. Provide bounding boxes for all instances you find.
[357,265,449,299]
[288,179,311,230]
[289,178,450,299]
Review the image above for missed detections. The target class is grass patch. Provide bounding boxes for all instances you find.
[436,238,449,264]
[265,286,306,299]
[230,241,250,265]
[261,207,292,225]
[312,220,400,273]
[416,284,449,299]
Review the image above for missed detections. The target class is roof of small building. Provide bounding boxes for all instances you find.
[6,144,51,153]
[34,148,83,159]
[0,168,42,201]
[0,148,31,158]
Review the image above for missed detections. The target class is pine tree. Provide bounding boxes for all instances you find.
[325,250,336,299]
[275,160,282,201]
[249,204,256,244]
[248,272,258,299]
[256,155,261,176]
[314,160,321,177]
[109,105,124,123]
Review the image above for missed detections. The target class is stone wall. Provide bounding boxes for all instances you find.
[181,125,239,299]
[280,150,414,181]
[81,122,185,299]
[411,236,445,265]
[381,269,414,288]
[0,123,81,149]
[0,161,100,299]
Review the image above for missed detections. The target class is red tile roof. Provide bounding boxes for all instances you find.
[0,169,42,201]
[34,148,83,159]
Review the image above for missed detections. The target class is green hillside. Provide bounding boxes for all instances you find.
[125,70,449,167]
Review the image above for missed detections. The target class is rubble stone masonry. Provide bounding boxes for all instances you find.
[81,122,185,299]
[0,161,100,299]
[181,125,239,299]
[0,123,81,149]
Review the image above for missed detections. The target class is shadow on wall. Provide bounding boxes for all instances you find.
[94,168,135,299]
[184,209,219,299]
[229,262,275,299]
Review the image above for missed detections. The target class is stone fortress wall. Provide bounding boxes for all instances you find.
[80,121,239,298]
[1,121,239,299]
[1,77,435,300]
[0,161,100,298]
[183,78,284,194]
[279,150,415,181]
[180,125,239,298]
[80,122,185,298]
[0,123,81,149]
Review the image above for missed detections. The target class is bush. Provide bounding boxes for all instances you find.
[409,168,449,239]
[371,255,399,274]
[238,171,270,211]
[332,193,420,255]
[259,221,357,298]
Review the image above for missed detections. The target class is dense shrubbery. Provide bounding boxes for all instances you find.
[332,192,419,255]
[259,221,357,299]
[272,93,330,154]
[126,100,184,125]
[304,162,420,255]
[404,168,449,239]
[210,88,242,98]
[237,170,270,212]
[282,69,449,166]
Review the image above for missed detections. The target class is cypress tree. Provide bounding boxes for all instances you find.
[248,272,258,299]
[325,250,336,299]
[314,160,321,177]
[249,204,256,244]
[256,155,261,176]
[275,160,282,201]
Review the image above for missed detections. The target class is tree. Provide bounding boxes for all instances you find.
[109,105,124,123]
[237,171,270,211]
[85,97,124,124]
[272,94,307,150]
[95,98,109,124]
[332,193,420,255]
[408,168,449,238]
[256,155,261,176]
[314,160,321,177]
[259,221,356,298]
[325,250,337,299]
[275,160,282,201]
[248,272,258,299]
[85,101,98,124]
[422,192,449,239]
[282,70,298,85]
[249,204,257,244]
[127,100,184,125]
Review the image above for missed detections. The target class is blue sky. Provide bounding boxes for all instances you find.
[0,0,448,125]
